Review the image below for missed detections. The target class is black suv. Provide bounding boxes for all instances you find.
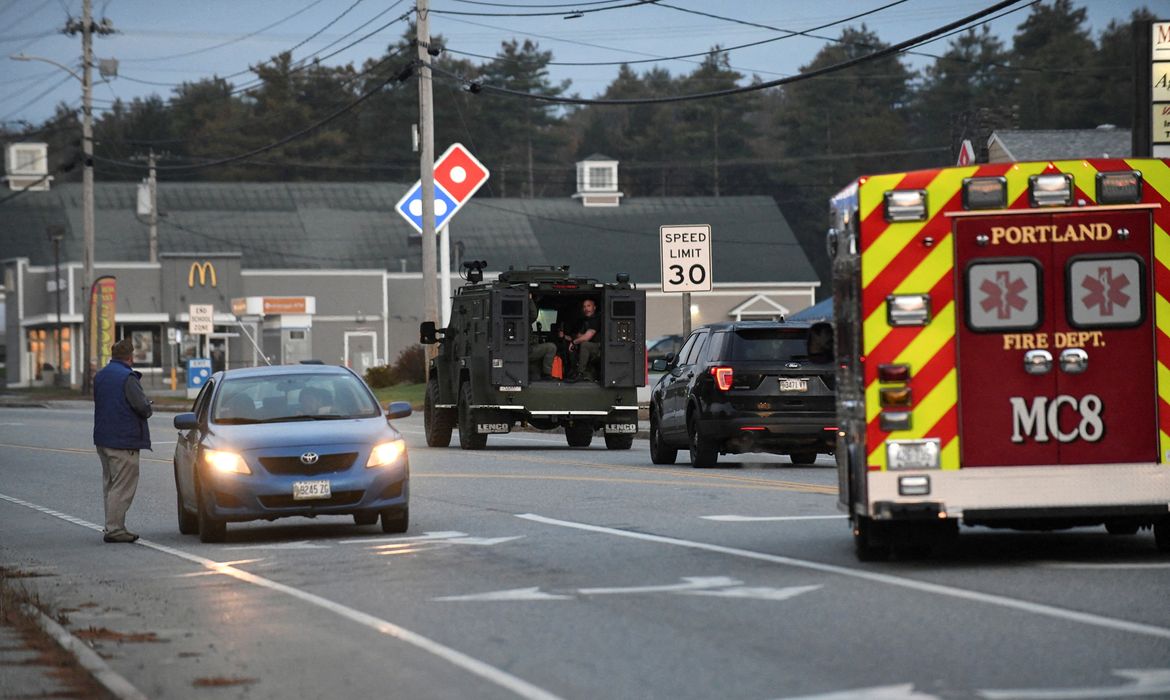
[648,320,836,467]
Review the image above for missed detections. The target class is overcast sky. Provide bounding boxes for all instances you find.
[0,0,1157,127]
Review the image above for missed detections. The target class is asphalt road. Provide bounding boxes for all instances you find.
[1,405,1168,700]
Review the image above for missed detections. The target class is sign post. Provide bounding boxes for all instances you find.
[660,224,713,337]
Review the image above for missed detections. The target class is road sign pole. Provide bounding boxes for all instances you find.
[440,223,451,327]
[682,291,691,337]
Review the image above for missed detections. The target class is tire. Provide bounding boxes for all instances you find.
[566,423,594,448]
[196,476,226,543]
[175,463,198,535]
[853,517,890,562]
[1105,521,1140,536]
[381,505,409,534]
[687,412,718,468]
[177,490,198,535]
[1155,518,1170,553]
[353,512,379,526]
[457,382,487,450]
[649,409,677,465]
[790,451,818,466]
[424,377,454,447]
[604,432,634,450]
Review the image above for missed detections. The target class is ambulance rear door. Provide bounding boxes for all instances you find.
[954,208,1157,467]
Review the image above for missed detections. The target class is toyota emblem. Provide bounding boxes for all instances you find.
[300,452,319,465]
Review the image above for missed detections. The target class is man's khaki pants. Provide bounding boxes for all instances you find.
[96,447,140,535]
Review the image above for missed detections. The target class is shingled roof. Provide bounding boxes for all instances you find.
[0,182,816,285]
[988,128,1132,162]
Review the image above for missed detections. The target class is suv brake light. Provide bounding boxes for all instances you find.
[710,366,734,391]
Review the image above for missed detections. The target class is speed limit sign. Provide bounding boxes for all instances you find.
[659,224,712,293]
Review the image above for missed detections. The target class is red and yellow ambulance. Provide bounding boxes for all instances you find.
[828,158,1170,559]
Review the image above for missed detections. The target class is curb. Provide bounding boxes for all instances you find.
[21,603,148,700]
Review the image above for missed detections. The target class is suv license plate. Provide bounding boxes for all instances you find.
[779,378,808,392]
[292,480,331,500]
[606,423,637,434]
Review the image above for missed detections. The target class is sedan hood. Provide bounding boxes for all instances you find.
[206,418,400,451]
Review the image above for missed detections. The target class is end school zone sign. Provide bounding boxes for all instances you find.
[660,224,712,293]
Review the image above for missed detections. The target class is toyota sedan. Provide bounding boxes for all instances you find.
[172,364,411,542]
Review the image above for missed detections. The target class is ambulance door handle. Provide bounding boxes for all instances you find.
[1059,348,1088,374]
[1023,349,1052,375]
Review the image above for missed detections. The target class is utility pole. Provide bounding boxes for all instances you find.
[417,0,438,370]
[48,226,65,386]
[148,148,158,262]
[66,0,113,393]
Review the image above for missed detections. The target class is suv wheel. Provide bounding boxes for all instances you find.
[457,382,487,450]
[566,423,594,447]
[649,408,677,464]
[688,412,718,468]
[424,377,454,447]
[789,451,818,466]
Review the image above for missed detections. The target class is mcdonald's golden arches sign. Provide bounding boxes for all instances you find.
[187,261,217,288]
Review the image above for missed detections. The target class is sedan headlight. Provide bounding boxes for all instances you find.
[204,449,250,475]
[366,440,406,468]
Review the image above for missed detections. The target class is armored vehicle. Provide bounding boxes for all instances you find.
[420,262,646,450]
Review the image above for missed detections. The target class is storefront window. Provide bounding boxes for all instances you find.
[118,325,162,368]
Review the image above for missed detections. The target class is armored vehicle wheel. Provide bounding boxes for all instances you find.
[566,423,594,447]
[604,432,634,450]
[789,451,818,466]
[457,382,487,450]
[649,409,677,465]
[688,413,718,468]
[424,377,454,447]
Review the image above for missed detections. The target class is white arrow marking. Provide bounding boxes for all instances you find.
[1040,562,1170,570]
[683,584,822,601]
[703,515,847,522]
[434,587,572,602]
[338,531,467,545]
[778,683,938,699]
[224,540,329,550]
[579,576,741,595]
[449,536,525,546]
[978,669,1170,699]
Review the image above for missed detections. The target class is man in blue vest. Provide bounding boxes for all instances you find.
[93,337,153,543]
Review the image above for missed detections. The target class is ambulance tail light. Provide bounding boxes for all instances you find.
[883,189,927,222]
[710,366,734,392]
[880,387,912,408]
[1096,170,1142,204]
[886,294,931,326]
[962,176,1007,210]
[1028,173,1073,207]
[878,363,911,383]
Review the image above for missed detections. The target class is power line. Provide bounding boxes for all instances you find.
[449,0,631,7]
[437,0,1027,105]
[429,0,657,18]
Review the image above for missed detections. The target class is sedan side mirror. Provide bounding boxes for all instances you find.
[650,358,669,372]
[385,401,412,420]
[173,412,198,430]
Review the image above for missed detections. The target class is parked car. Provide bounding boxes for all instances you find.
[172,364,412,542]
[648,320,836,467]
[646,334,684,364]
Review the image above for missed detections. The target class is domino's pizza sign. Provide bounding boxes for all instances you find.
[396,143,490,233]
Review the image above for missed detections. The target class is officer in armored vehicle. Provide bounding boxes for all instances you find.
[567,298,603,382]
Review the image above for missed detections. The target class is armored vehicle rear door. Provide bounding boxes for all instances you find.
[603,288,646,387]
[491,287,530,387]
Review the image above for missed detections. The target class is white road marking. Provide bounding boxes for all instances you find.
[703,515,847,522]
[337,530,467,544]
[1039,561,1170,570]
[516,513,1170,641]
[978,669,1170,699]
[579,576,740,595]
[683,584,822,601]
[778,683,938,700]
[434,587,573,602]
[453,536,525,546]
[224,541,329,550]
[0,422,26,426]
[0,493,566,700]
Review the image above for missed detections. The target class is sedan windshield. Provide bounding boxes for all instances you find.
[212,372,380,424]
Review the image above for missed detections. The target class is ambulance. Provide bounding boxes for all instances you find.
[828,158,1170,559]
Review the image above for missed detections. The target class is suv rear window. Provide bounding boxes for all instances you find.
[725,328,809,362]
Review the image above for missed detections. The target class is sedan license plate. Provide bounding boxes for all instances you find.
[606,423,637,434]
[292,480,331,500]
[779,377,808,392]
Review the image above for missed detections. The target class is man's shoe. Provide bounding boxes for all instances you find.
[103,531,139,543]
